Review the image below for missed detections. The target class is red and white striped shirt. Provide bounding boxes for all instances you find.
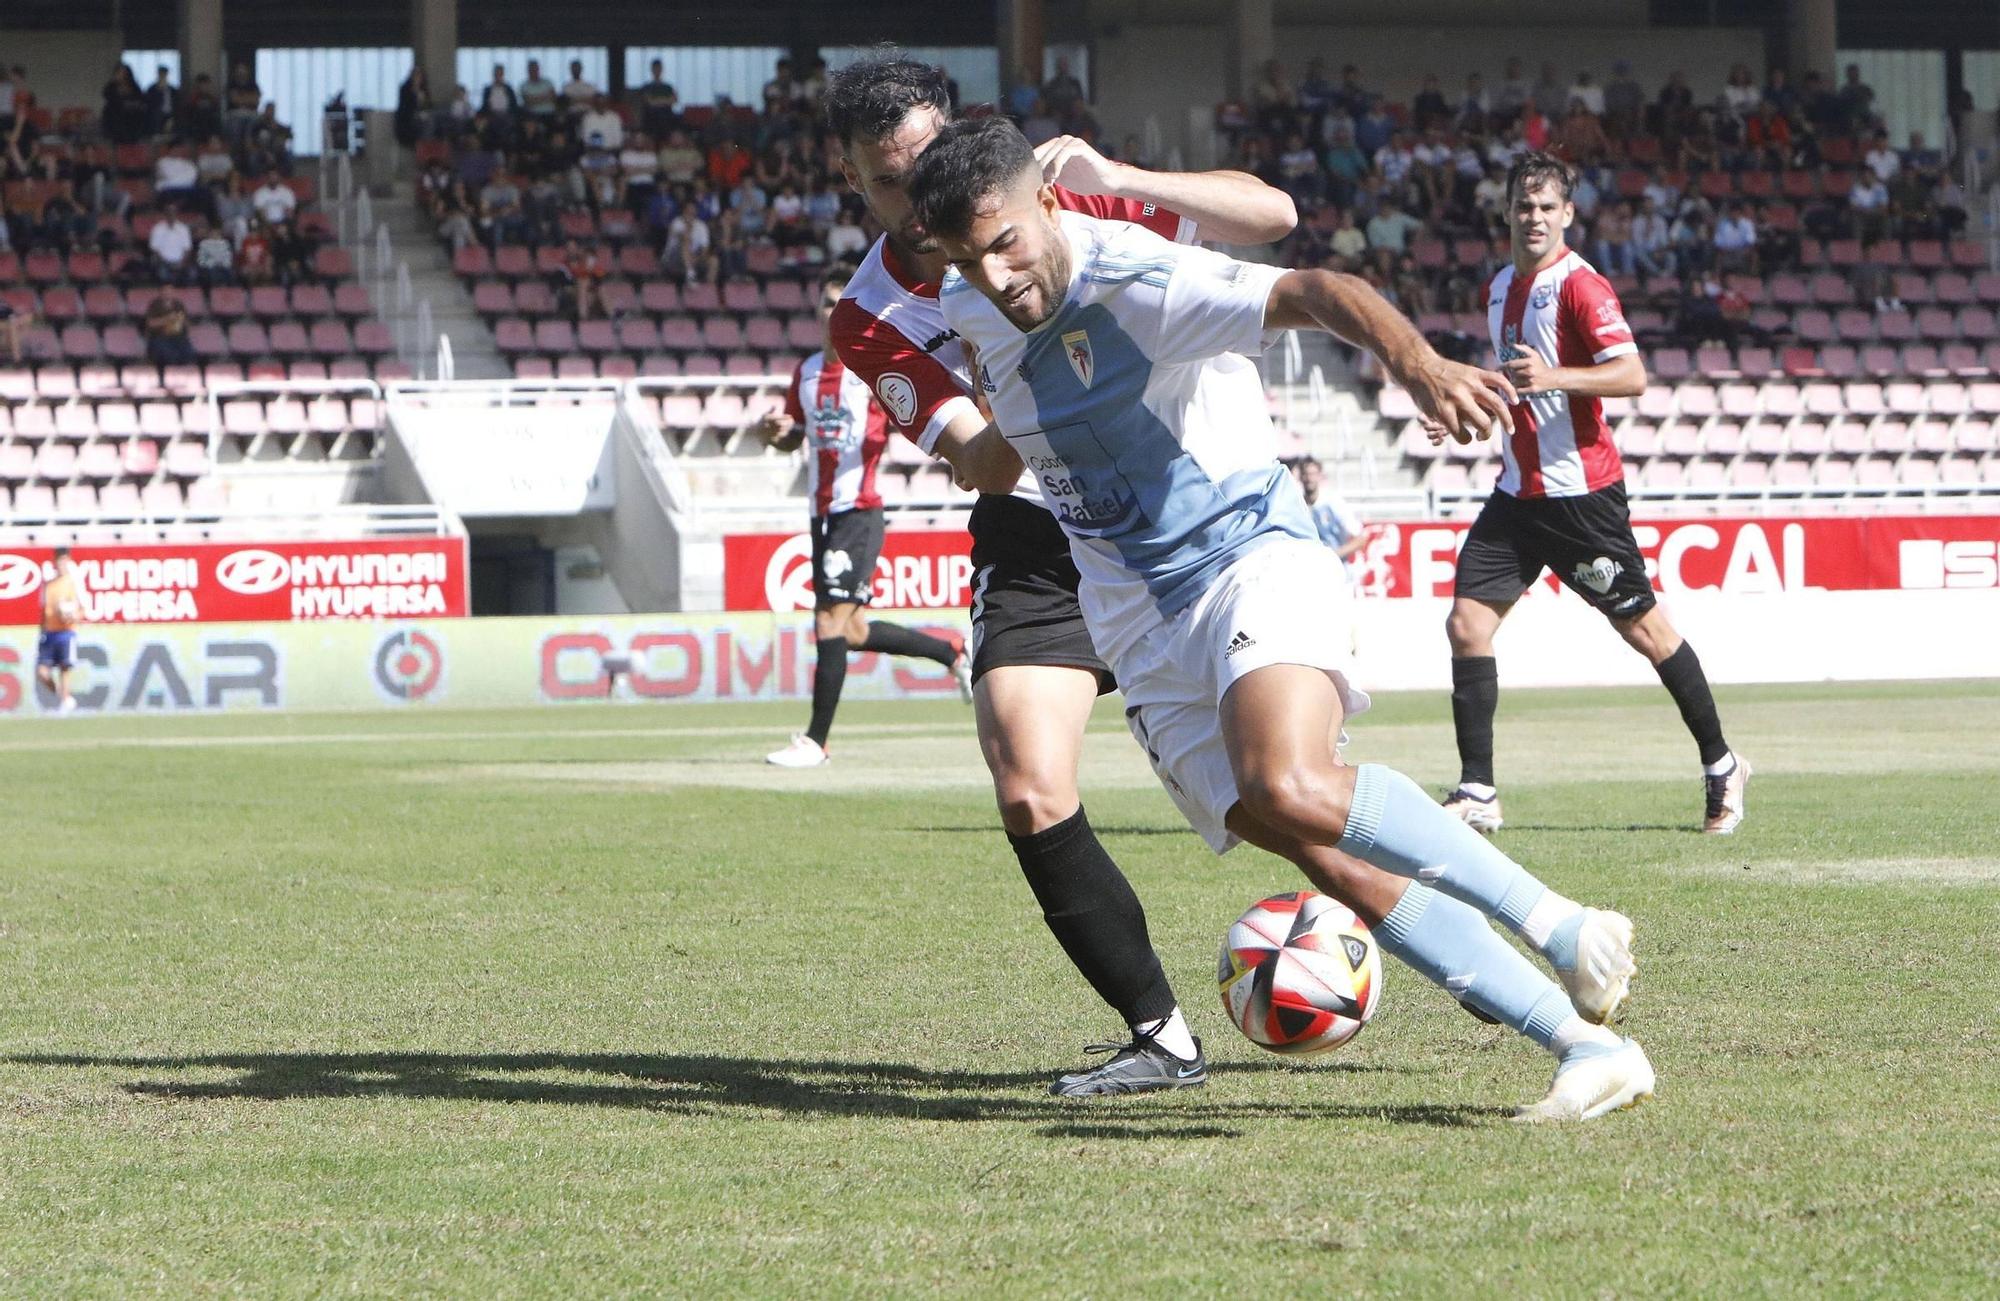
[1485,248,1637,499]
[785,350,888,516]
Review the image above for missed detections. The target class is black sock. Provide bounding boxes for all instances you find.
[859,621,957,665]
[805,637,848,747]
[1451,655,1499,787]
[1654,641,1730,766]
[1008,806,1177,1026]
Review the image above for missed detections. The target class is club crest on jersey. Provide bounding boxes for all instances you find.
[809,395,857,449]
[1573,556,1622,594]
[1531,282,1555,309]
[875,373,917,426]
[1062,329,1095,388]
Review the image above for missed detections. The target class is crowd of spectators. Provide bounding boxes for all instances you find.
[1229,56,1985,338]
[414,55,1126,308]
[414,48,1992,359]
[0,60,320,292]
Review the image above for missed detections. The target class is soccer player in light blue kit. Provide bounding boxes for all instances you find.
[911,117,1655,1121]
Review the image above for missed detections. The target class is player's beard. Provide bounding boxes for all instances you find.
[999,234,1072,331]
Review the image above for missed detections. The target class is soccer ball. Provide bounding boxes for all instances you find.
[1218,890,1382,1054]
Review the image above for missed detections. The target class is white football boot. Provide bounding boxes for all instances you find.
[1516,1037,1656,1122]
[1442,786,1504,834]
[1702,755,1751,834]
[764,735,829,768]
[1558,908,1637,1025]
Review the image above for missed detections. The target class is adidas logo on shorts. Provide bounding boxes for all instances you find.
[1224,630,1257,658]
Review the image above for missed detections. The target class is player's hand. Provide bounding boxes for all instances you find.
[1034,135,1122,196]
[1402,354,1515,445]
[1501,344,1559,395]
[755,412,795,444]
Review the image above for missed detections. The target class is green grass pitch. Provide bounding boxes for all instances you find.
[1,680,1996,1296]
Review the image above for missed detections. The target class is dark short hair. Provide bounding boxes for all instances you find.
[820,265,853,295]
[53,546,71,560]
[908,116,1039,242]
[823,54,953,148]
[1506,150,1575,203]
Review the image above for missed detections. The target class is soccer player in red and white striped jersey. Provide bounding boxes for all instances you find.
[1440,152,1748,835]
[758,266,969,768]
[818,56,1305,1096]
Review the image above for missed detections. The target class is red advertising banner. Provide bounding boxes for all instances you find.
[0,538,471,625]
[1352,514,2000,599]
[724,516,2000,610]
[723,529,975,611]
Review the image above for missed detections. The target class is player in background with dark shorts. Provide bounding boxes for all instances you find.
[822,56,1297,1095]
[36,547,83,713]
[1432,152,1749,835]
[757,266,972,768]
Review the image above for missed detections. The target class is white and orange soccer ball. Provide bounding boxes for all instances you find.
[1218,890,1383,1054]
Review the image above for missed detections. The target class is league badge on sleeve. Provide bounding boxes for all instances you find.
[1062,329,1094,388]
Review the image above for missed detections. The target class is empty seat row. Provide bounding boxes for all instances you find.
[3,476,226,518]
[514,352,802,381]
[1,283,374,323]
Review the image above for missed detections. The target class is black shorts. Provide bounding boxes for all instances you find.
[809,507,885,607]
[966,494,1115,694]
[1455,483,1658,619]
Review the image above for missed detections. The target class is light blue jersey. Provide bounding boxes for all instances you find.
[940,212,1315,664]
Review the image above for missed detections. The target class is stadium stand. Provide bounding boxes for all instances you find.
[0,80,406,530]
[388,51,1996,512]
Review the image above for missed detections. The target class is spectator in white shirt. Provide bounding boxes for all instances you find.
[252,177,297,226]
[1566,72,1605,117]
[663,208,712,283]
[578,96,623,151]
[562,61,600,110]
[1632,196,1673,276]
[1863,131,1900,183]
[1711,203,1759,274]
[149,209,195,282]
[155,147,203,211]
[824,206,868,261]
[1849,174,1890,241]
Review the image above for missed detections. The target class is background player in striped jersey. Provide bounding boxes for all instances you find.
[1433,152,1749,835]
[822,56,1297,1095]
[757,266,971,768]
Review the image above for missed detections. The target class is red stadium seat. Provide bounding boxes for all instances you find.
[314,247,355,280]
[249,286,291,319]
[333,283,373,318]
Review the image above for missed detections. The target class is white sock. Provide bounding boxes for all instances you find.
[1457,781,1497,800]
[1518,889,1582,950]
[1135,1007,1198,1061]
[1704,751,1737,777]
[1548,1014,1623,1058]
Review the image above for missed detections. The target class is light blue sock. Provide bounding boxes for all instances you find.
[1373,883,1575,1051]
[1338,763,1549,931]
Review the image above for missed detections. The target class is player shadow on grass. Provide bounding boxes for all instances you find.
[8,1052,1504,1133]
[1502,823,1688,833]
[909,825,1189,836]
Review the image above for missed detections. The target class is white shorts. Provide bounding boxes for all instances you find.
[1114,537,1371,854]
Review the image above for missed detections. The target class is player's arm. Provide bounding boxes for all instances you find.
[1502,348,1645,398]
[1505,271,1646,398]
[1265,268,1515,443]
[1037,136,1296,244]
[929,405,1025,495]
[755,369,806,451]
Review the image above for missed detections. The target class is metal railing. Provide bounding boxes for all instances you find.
[0,503,460,542]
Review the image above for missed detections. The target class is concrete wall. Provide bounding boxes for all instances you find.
[0,31,125,114]
[1092,22,1766,160]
